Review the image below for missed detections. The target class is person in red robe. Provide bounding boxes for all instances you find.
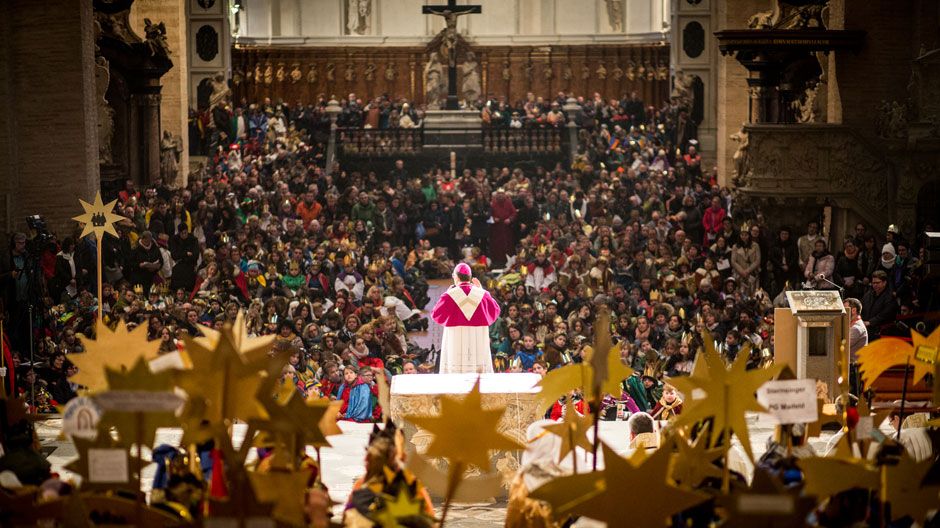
[489,190,517,267]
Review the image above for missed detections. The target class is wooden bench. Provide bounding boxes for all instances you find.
[869,366,934,402]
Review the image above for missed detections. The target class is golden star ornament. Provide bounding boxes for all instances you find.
[70,319,161,393]
[73,191,124,240]
[667,331,783,462]
[856,326,938,390]
[542,399,594,463]
[404,377,523,470]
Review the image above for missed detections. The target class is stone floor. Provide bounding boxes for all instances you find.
[34,411,846,526]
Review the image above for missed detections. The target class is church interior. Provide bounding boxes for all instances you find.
[1,0,939,526]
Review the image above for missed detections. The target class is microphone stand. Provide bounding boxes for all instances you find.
[813,276,845,295]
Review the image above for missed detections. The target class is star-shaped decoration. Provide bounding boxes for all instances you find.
[73,192,124,240]
[856,327,937,390]
[718,469,816,528]
[95,357,179,448]
[534,363,592,411]
[248,468,310,527]
[585,305,615,386]
[176,315,272,425]
[70,320,161,393]
[533,443,707,525]
[542,400,594,464]
[65,434,138,494]
[404,377,523,470]
[667,331,783,462]
[669,432,723,489]
[368,487,435,528]
[797,455,879,500]
[884,451,940,524]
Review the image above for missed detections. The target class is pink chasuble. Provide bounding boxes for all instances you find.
[431,283,501,373]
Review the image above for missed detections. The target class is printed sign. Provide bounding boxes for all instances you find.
[94,390,184,413]
[756,378,818,425]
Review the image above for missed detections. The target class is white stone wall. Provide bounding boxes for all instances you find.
[235,0,670,45]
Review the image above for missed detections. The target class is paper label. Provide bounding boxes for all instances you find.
[87,448,128,483]
[94,391,184,412]
[856,416,874,439]
[756,378,818,425]
[737,494,794,514]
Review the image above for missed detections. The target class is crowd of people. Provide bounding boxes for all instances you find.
[2,88,931,424]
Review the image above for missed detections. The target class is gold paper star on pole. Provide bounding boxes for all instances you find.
[248,468,311,527]
[404,377,523,470]
[70,320,161,393]
[884,451,940,524]
[96,357,179,448]
[533,443,707,526]
[369,488,433,528]
[669,432,723,489]
[797,455,879,500]
[72,191,124,240]
[667,331,783,462]
[176,313,273,425]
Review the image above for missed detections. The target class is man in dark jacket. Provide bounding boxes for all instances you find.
[861,270,897,339]
[127,231,163,295]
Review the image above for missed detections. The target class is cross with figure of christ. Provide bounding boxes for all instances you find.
[422,0,481,110]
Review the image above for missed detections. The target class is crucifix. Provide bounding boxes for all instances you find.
[422,0,482,110]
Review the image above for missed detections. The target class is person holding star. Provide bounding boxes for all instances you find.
[431,263,501,373]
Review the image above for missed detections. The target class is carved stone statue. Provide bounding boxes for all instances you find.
[208,71,231,110]
[501,61,512,81]
[276,63,286,83]
[160,131,182,184]
[290,63,302,83]
[384,63,395,81]
[254,63,262,83]
[791,84,818,123]
[326,63,335,82]
[730,124,749,185]
[424,51,444,108]
[611,65,623,82]
[346,0,372,35]
[95,56,114,165]
[605,0,624,32]
[460,51,481,104]
[748,1,827,30]
[344,63,356,82]
[626,62,636,81]
[364,63,376,81]
[143,18,170,57]
[307,64,318,83]
[263,63,273,85]
[671,71,695,110]
[596,63,607,80]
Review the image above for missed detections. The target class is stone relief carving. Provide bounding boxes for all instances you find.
[581,65,590,80]
[384,63,395,81]
[876,100,909,138]
[671,71,695,110]
[95,56,114,165]
[543,63,553,81]
[263,63,273,85]
[344,63,356,82]
[94,10,140,46]
[656,62,669,81]
[626,62,636,81]
[595,63,607,80]
[611,65,623,82]
[364,63,376,82]
[307,64,318,83]
[501,61,512,82]
[326,63,335,82]
[231,68,243,85]
[276,63,286,83]
[346,0,372,35]
[290,63,302,83]
[562,65,573,81]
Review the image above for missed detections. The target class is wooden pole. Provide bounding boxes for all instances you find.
[568,421,578,474]
[0,319,6,399]
[96,237,103,321]
[721,386,731,494]
[439,460,464,526]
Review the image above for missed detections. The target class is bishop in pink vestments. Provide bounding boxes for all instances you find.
[431,263,501,373]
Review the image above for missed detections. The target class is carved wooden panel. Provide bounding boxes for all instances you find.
[231,44,669,108]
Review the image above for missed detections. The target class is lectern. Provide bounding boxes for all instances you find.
[774,291,849,398]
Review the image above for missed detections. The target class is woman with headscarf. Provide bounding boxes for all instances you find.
[489,190,517,267]
[804,239,836,289]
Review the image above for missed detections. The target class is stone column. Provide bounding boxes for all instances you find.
[142,92,163,185]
